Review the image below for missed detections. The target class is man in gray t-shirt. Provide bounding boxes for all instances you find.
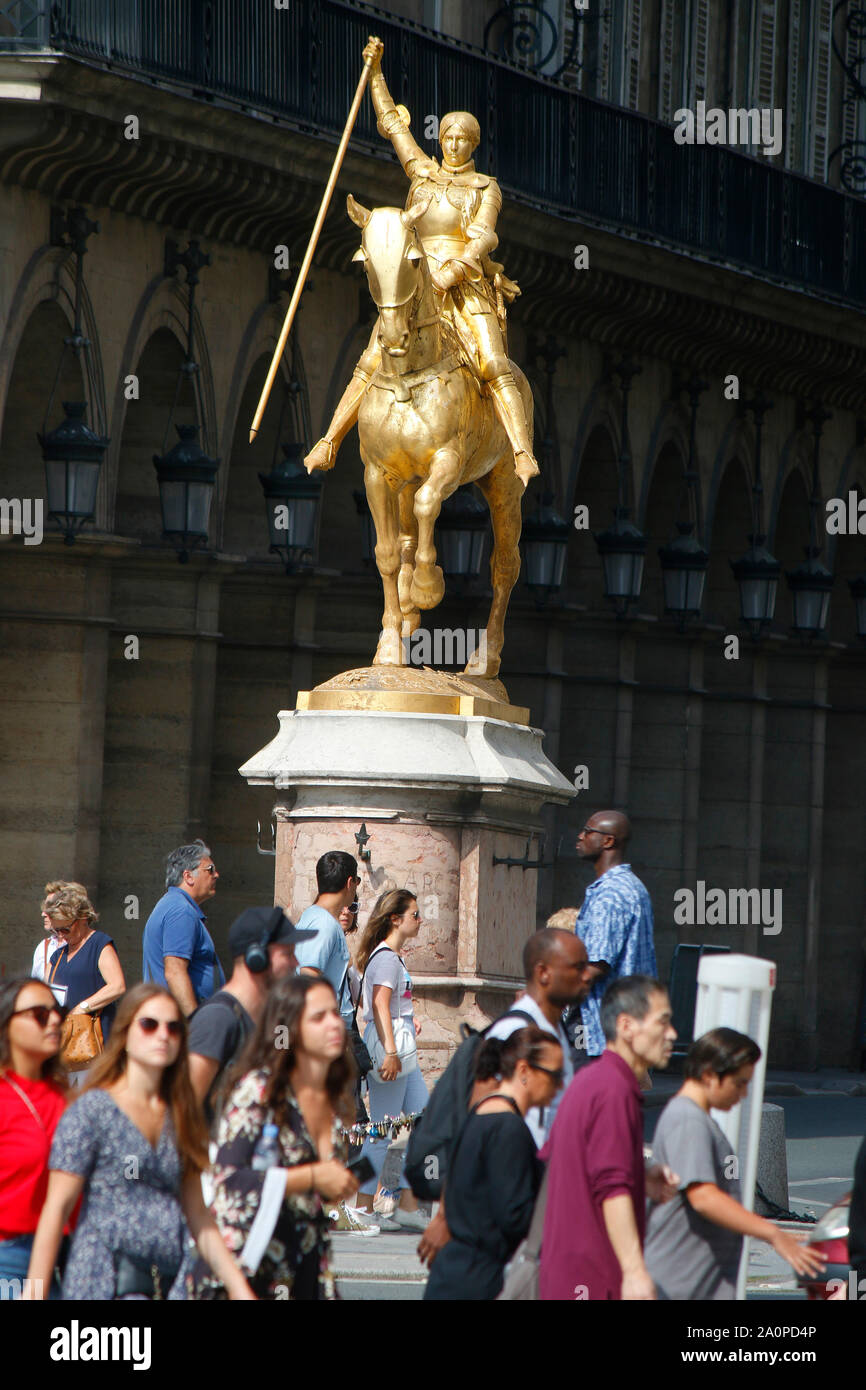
[645,1095,742,1300]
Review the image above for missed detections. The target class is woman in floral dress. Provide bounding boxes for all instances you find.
[191,974,359,1300]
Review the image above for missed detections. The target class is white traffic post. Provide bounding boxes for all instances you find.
[693,953,776,1301]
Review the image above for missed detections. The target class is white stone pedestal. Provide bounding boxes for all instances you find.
[240,708,574,1078]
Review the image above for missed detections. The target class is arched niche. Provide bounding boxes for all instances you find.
[827,477,866,645]
[0,300,85,516]
[114,327,198,543]
[704,457,753,630]
[568,423,620,606]
[641,442,686,618]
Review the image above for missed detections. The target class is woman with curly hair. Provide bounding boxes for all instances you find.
[41,881,125,1073]
[190,973,359,1300]
[26,982,253,1300]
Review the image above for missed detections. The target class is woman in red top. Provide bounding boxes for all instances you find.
[0,977,68,1298]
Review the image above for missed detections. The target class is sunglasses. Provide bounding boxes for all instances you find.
[530,1063,564,1085]
[13,1003,67,1026]
[348,900,359,915]
[137,1017,183,1036]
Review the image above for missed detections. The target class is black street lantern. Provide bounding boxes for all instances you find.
[594,357,646,615]
[522,493,570,603]
[731,539,781,635]
[731,392,780,637]
[39,400,108,544]
[435,485,488,583]
[595,511,647,611]
[785,403,834,638]
[353,489,376,567]
[153,424,220,563]
[787,552,834,636]
[40,207,108,542]
[259,442,321,571]
[659,522,709,620]
[156,238,217,562]
[850,573,866,641]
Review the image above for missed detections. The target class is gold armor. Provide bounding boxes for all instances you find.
[306,43,540,489]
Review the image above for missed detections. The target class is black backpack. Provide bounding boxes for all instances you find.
[405,1007,536,1200]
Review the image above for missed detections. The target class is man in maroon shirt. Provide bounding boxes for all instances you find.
[539,974,679,1300]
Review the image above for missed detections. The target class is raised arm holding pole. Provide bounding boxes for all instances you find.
[248,37,383,443]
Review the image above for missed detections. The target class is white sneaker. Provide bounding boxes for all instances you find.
[331,1202,381,1235]
[392,1208,430,1233]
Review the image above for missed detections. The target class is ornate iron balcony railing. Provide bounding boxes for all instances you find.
[2,0,865,307]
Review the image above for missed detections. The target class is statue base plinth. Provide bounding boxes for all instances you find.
[241,705,573,1079]
[296,665,529,726]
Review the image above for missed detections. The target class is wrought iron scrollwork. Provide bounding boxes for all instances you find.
[830,0,866,193]
[483,1,584,80]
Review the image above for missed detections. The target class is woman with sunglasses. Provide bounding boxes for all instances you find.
[26,983,254,1301]
[353,889,429,1230]
[424,1025,563,1300]
[0,978,69,1296]
[41,881,125,1063]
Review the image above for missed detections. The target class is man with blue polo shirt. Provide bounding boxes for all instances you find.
[294,850,360,1021]
[143,839,224,1015]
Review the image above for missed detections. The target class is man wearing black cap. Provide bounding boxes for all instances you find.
[188,906,315,1127]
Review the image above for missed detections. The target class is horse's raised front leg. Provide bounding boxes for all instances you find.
[410,447,462,611]
[397,483,421,638]
[365,461,403,665]
[468,455,523,678]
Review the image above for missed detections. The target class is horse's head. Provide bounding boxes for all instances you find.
[348,196,426,357]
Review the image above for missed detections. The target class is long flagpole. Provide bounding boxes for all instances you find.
[249,46,377,442]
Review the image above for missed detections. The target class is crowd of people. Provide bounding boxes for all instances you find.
[0,815,861,1301]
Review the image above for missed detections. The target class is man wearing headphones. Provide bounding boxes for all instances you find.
[188,906,315,1127]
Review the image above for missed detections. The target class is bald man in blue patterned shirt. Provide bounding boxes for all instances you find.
[574,811,657,1057]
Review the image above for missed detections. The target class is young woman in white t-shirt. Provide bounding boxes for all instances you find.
[353,890,429,1231]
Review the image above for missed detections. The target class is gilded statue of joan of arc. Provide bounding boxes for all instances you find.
[305,35,539,491]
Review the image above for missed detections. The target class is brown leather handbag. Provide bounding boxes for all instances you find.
[48,945,105,1071]
[60,1011,104,1071]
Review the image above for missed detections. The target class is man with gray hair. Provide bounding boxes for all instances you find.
[142,839,224,1015]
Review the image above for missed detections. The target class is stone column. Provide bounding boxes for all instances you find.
[803,657,829,1070]
[743,650,768,958]
[613,631,636,805]
[682,640,704,891]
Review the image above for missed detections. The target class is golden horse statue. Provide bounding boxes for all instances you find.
[335,194,530,680]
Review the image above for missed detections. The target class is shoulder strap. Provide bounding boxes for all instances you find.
[487,1006,539,1035]
[0,1073,46,1132]
[470,1092,521,1118]
[48,946,65,984]
[354,943,396,1027]
[524,1162,550,1257]
[204,991,247,1025]
[449,1092,522,1177]
[43,938,49,976]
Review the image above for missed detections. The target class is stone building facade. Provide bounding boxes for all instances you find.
[1,2,865,1068]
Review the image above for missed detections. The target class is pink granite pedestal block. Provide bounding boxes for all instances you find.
[241,707,574,1081]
